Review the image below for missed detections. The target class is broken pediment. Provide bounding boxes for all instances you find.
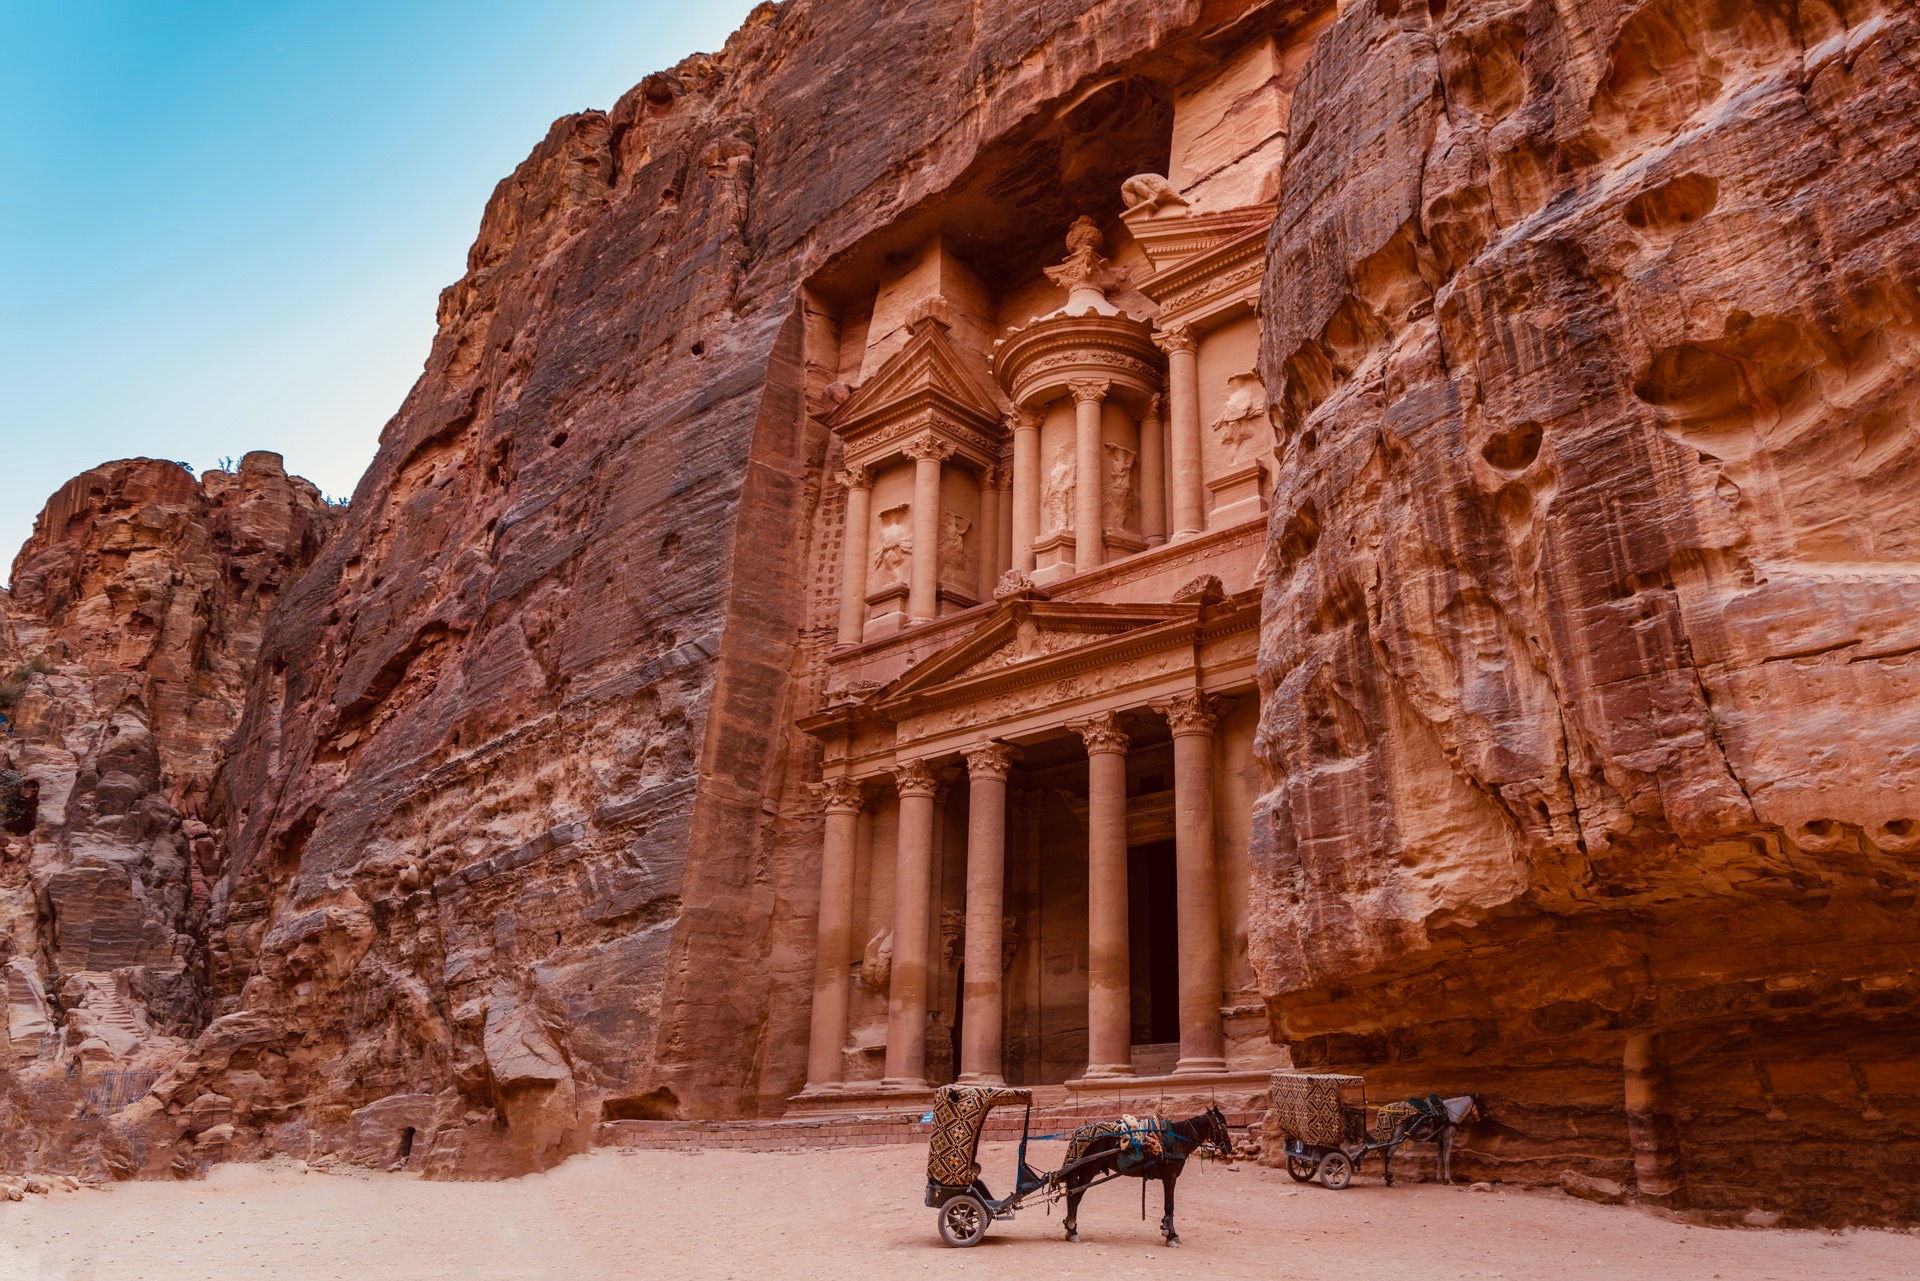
[824,314,1008,468]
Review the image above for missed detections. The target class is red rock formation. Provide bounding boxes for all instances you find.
[0,454,336,1173]
[1251,0,1920,1226]
[149,0,1328,1178]
[3,0,1897,1228]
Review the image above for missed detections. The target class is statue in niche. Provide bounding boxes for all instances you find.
[1042,450,1076,534]
[1211,370,1271,462]
[1121,173,1190,215]
[941,511,972,580]
[1103,443,1137,533]
[872,504,912,587]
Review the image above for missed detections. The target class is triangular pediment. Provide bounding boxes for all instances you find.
[825,317,1006,437]
[1120,203,1275,277]
[881,598,1191,704]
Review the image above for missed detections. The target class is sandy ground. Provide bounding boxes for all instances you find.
[2,1141,1916,1281]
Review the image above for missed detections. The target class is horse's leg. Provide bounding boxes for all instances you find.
[1437,1127,1454,1184]
[1160,1170,1180,1246]
[1064,1175,1084,1243]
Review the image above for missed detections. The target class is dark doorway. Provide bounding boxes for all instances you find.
[1127,840,1180,1045]
[950,962,964,1083]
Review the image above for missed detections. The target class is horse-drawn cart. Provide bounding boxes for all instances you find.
[924,1084,1234,1247]
[1269,1073,1477,1189]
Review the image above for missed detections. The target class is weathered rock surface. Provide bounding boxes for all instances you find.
[142,0,1328,1178]
[1251,0,1920,1226]
[0,454,337,1173]
[5,0,1910,1229]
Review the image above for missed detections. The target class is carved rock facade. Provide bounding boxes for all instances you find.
[3,0,1909,1226]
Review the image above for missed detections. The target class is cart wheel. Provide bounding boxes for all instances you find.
[1317,1151,1354,1190]
[1286,1155,1317,1183]
[938,1193,991,1247]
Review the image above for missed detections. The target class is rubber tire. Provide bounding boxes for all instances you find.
[938,1193,991,1247]
[1318,1150,1354,1190]
[1286,1155,1317,1183]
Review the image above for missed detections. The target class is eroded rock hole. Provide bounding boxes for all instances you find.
[1625,173,1718,232]
[690,341,706,357]
[550,430,569,448]
[398,1127,415,1159]
[659,532,681,561]
[602,1087,681,1122]
[1482,421,1543,471]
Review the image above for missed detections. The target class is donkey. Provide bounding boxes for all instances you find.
[1056,1105,1235,1246]
[1380,1094,1481,1185]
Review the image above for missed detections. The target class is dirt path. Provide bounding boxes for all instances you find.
[2,1142,1915,1280]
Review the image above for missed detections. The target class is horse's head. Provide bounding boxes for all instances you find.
[1443,1094,1481,1126]
[1203,1104,1236,1159]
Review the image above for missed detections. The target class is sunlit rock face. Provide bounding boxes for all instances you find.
[8,0,1904,1221]
[153,0,1311,1180]
[0,455,337,1173]
[1250,0,1920,1226]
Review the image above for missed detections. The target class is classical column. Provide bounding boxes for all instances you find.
[1138,393,1167,546]
[835,466,873,647]
[1008,409,1041,573]
[997,466,1015,581]
[1157,326,1205,541]
[977,468,1002,600]
[1070,379,1109,572]
[1624,1032,1685,1205]
[1156,691,1226,1073]
[803,775,865,1092]
[960,742,1018,1084]
[905,435,952,624]
[883,759,940,1089]
[1076,711,1133,1078]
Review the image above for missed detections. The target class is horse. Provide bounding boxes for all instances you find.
[1377,1094,1480,1185]
[1055,1104,1235,1246]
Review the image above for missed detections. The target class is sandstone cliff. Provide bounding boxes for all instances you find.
[0,454,337,1172]
[148,0,1316,1178]
[1251,0,1920,1225]
[11,0,1907,1226]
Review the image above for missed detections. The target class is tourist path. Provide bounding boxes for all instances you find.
[3,1143,1915,1280]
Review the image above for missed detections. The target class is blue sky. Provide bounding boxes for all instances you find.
[1,0,764,583]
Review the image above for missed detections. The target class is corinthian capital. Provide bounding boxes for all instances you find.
[1154,325,1197,356]
[893,758,940,797]
[838,464,873,491]
[1005,407,1043,433]
[1153,690,1218,737]
[1068,378,1111,406]
[965,741,1020,781]
[1073,711,1129,756]
[903,433,955,463]
[816,775,865,814]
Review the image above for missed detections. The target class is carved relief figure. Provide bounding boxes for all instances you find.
[1120,173,1190,215]
[872,504,912,586]
[1211,370,1270,461]
[1104,443,1137,533]
[1042,450,1075,534]
[941,511,972,580]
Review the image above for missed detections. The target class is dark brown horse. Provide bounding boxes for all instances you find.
[1057,1105,1235,1246]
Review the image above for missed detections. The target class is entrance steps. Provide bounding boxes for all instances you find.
[599,1079,1271,1154]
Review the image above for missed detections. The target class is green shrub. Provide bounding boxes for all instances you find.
[0,653,54,713]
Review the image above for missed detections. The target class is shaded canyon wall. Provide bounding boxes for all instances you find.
[1250,0,1920,1225]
